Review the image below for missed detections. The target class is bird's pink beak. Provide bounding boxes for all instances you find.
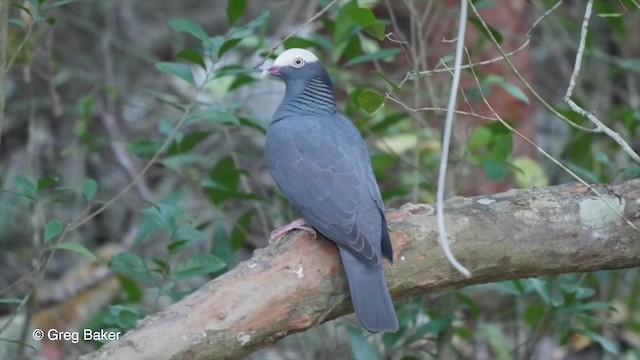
[266,65,281,76]
[261,65,281,78]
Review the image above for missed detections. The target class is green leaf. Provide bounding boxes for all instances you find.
[524,302,547,326]
[468,126,493,149]
[167,240,188,254]
[370,112,407,133]
[406,314,454,344]
[283,36,319,50]
[172,254,226,279]
[423,315,454,334]
[167,131,211,155]
[347,325,381,360]
[161,153,210,172]
[439,54,455,65]
[0,298,23,304]
[185,109,240,125]
[83,178,98,201]
[357,89,385,113]
[169,224,205,254]
[231,210,253,250]
[579,330,619,354]
[345,6,377,27]
[219,38,242,58]
[151,258,170,274]
[8,19,25,27]
[116,275,143,302]
[54,242,96,260]
[474,0,496,10]
[512,156,549,188]
[560,282,595,300]
[13,175,37,198]
[128,139,162,158]
[556,301,613,315]
[232,9,269,32]
[500,81,529,104]
[226,0,247,25]
[479,280,523,297]
[169,19,208,42]
[526,278,552,304]
[204,156,241,205]
[142,203,179,234]
[334,5,357,43]
[104,305,144,330]
[37,176,59,192]
[469,17,503,44]
[456,292,481,319]
[485,75,529,104]
[76,95,95,119]
[44,220,63,242]
[345,48,401,67]
[110,252,156,285]
[211,219,233,266]
[372,70,401,93]
[482,160,508,180]
[155,62,195,86]
[213,65,254,78]
[177,48,206,70]
[488,133,513,161]
[341,6,386,40]
[228,74,257,91]
[480,323,511,360]
[364,20,385,40]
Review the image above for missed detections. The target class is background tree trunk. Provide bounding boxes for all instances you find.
[80,179,640,360]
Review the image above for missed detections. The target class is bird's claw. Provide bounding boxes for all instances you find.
[269,218,317,242]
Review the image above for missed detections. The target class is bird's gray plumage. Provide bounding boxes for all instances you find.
[265,49,398,333]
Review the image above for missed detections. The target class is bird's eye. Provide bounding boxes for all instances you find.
[292,57,305,68]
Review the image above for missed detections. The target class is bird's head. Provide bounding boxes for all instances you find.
[263,48,322,82]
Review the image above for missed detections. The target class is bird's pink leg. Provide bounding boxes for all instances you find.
[270,218,317,242]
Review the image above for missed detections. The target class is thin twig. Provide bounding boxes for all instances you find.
[68,68,215,232]
[221,127,270,238]
[436,0,471,278]
[255,0,338,68]
[464,47,639,233]
[402,0,563,86]
[562,0,640,164]
[384,94,498,121]
[5,3,36,74]
[564,0,592,99]
[100,12,153,199]
[70,0,341,233]
[467,0,597,133]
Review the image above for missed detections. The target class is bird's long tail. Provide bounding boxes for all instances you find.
[338,248,398,333]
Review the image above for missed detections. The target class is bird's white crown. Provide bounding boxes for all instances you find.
[272,48,319,68]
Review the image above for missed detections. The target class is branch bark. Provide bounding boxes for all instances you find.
[81,179,640,360]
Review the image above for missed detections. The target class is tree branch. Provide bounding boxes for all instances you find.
[562,0,640,164]
[81,179,640,360]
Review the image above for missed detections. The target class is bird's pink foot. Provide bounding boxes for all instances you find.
[270,218,317,242]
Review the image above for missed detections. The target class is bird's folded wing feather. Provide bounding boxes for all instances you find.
[267,115,379,264]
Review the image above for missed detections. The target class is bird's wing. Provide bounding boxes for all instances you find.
[266,114,380,264]
[339,114,394,263]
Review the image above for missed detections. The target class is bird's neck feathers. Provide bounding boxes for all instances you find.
[277,68,337,116]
